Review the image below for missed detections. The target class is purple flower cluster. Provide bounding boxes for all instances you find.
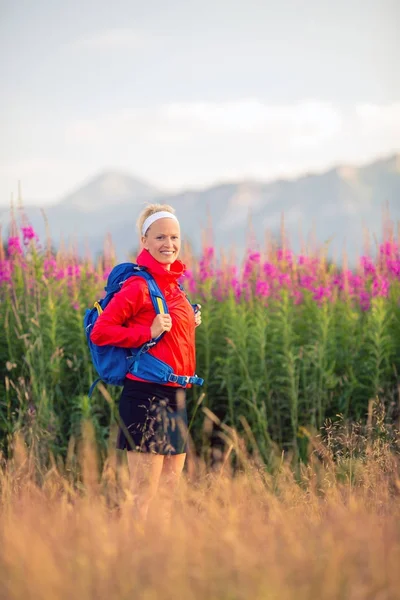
[43,258,86,283]
[199,247,215,282]
[21,226,39,245]
[2,224,400,313]
[8,236,23,257]
[0,260,12,283]
[1,225,103,288]
[184,243,400,311]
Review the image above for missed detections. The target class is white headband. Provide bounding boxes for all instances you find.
[141,211,179,236]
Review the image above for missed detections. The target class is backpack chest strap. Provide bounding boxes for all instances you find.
[167,373,204,387]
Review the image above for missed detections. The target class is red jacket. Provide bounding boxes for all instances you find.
[90,249,197,387]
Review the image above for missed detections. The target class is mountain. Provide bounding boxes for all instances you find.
[58,170,159,213]
[0,171,160,252]
[1,155,399,265]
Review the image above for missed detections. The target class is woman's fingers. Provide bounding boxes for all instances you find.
[151,314,172,338]
[153,308,203,335]
[161,314,172,330]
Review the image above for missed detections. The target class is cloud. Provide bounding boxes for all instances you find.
[355,103,400,142]
[3,101,400,202]
[66,100,343,148]
[163,100,342,140]
[70,28,155,51]
[0,158,71,179]
[64,100,400,188]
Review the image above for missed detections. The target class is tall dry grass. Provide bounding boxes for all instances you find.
[1,407,399,600]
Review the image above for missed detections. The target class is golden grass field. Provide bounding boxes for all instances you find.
[0,413,399,600]
[1,199,400,599]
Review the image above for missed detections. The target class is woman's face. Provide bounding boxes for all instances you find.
[142,218,181,268]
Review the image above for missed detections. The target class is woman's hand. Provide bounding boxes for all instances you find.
[151,314,172,339]
[194,304,202,327]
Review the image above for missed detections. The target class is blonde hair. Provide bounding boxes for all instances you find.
[137,203,176,238]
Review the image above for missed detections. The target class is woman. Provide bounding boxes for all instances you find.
[90,204,201,526]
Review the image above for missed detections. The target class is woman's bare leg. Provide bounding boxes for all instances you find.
[126,452,164,523]
[154,453,186,529]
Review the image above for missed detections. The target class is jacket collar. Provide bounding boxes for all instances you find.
[136,248,186,281]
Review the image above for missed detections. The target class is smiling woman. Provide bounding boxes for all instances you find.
[140,208,181,268]
[89,203,202,529]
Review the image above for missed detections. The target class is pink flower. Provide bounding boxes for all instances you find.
[359,290,370,311]
[351,275,363,288]
[332,275,342,287]
[387,259,400,278]
[278,273,292,287]
[360,256,376,276]
[230,278,241,300]
[66,264,81,278]
[199,247,215,282]
[243,252,261,279]
[379,241,398,258]
[298,255,310,266]
[276,248,293,264]
[44,258,58,278]
[8,236,23,256]
[203,246,215,260]
[248,251,261,263]
[263,262,278,278]
[292,289,304,305]
[0,260,12,283]
[313,285,332,302]
[299,274,317,290]
[372,276,390,298]
[241,281,251,301]
[256,280,270,297]
[188,279,197,294]
[21,226,38,245]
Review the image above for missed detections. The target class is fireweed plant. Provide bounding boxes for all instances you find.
[0,216,400,466]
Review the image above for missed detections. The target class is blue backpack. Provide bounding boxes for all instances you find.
[84,262,204,397]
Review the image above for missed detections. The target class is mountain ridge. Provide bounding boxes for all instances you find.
[1,153,399,265]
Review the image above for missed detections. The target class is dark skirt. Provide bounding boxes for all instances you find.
[116,379,188,455]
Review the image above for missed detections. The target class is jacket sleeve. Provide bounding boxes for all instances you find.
[90,278,153,348]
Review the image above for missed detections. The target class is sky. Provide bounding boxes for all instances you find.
[1,0,399,205]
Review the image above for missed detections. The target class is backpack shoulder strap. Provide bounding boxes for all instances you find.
[133,269,169,315]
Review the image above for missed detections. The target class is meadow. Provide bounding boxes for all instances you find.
[1,210,399,464]
[0,209,399,599]
[0,417,399,600]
